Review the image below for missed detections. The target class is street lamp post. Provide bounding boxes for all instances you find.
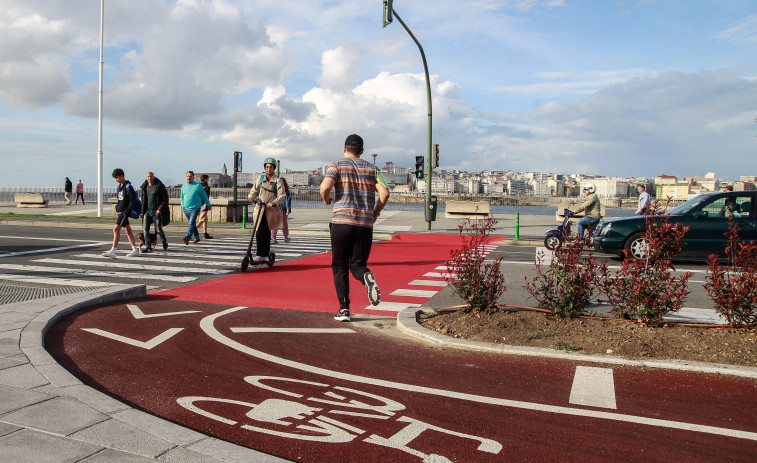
[97,0,104,217]
[383,0,433,230]
[372,153,378,166]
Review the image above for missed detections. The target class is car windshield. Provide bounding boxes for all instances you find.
[667,195,712,215]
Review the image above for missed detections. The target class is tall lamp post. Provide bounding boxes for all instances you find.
[383,0,433,230]
[96,0,105,217]
[372,153,378,166]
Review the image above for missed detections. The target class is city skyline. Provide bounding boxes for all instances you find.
[1,1,756,187]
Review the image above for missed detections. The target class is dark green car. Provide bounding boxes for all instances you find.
[593,191,757,259]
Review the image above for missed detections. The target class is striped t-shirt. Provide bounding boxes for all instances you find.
[326,157,383,228]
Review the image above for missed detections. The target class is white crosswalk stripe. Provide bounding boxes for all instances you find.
[0,236,334,291]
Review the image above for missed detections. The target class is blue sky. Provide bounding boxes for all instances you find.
[1,0,755,187]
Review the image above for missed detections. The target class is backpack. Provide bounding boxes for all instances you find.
[125,183,142,219]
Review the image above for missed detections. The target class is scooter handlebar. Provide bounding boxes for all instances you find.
[563,208,573,216]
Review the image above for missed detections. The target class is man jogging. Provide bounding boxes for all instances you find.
[320,134,390,322]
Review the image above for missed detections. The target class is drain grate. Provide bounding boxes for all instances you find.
[0,284,101,306]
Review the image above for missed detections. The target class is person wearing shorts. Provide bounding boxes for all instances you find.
[102,168,140,258]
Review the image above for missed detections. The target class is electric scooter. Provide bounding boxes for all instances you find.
[543,209,596,250]
[240,198,276,272]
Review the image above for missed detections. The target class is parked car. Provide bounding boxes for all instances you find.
[593,191,756,259]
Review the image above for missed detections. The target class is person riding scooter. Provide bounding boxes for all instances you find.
[570,183,602,238]
[247,158,285,263]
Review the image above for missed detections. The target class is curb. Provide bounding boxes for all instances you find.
[16,286,288,463]
[396,308,757,379]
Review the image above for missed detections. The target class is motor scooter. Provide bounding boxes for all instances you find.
[543,209,596,250]
[240,198,276,272]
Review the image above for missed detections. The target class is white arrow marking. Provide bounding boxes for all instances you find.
[127,304,200,319]
[231,327,354,334]
[81,328,183,349]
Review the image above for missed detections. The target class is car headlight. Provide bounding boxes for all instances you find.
[598,222,611,237]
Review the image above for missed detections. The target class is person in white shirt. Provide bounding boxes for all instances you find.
[635,184,651,215]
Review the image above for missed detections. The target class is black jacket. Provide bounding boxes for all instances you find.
[139,177,169,217]
[116,181,135,214]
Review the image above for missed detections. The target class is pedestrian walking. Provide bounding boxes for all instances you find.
[102,168,140,258]
[180,171,211,245]
[247,158,285,261]
[635,184,651,215]
[75,179,85,205]
[197,174,213,239]
[320,134,390,322]
[139,171,169,252]
[64,177,72,205]
[271,177,291,244]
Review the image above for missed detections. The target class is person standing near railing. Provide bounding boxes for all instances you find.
[64,177,72,205]
[75,179,85,205]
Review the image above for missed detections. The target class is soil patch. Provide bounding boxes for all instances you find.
[418,309,757,367]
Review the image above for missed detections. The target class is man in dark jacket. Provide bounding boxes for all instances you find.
[64,177,73,205]
[139,171,170,252]
[102,168,139,258]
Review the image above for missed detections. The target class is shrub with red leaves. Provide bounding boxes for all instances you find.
[446,217,506,314]
[525,235,606,319]
[601,200,693,326]
[704,220,757,328]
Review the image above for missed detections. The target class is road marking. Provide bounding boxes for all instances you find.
[127,304,200,319]
[0,263,196,282]
[569,366,617,409]
[389,289,439,298]
[364,302,422,312]
[34,258,232,275]
[74,254,240,266]
[0,242,110,258]
[0,273,117,287]
[201,306,757,442]
[423,272,453,279]
[409,280,448,287]
[231,328,355,334]
[82,327,184,349]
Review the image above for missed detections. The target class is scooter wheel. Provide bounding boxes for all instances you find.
[241,255,250,272]
[544,235,562,250]
[267,252,276,267]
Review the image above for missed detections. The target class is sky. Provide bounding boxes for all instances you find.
[1,0,756,188]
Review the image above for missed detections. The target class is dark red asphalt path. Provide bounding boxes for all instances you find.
[149,233,493,315]
[47,300,757,463]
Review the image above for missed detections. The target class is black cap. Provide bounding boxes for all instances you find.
[344,134,363,149]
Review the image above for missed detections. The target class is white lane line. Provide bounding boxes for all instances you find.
[0,235,107,243]
[409,280,448,287]
[364,302,422,312]
[201,306,757,442]
[34,258,232,275]
[390,289,439,298]
[423,272,453,279]
[0,273,117,287]
[0,263,196,282]
[127,304,200,319]
[569,366,617,409]
[0,242,111,258]
[231,328,354,334]
[45,208,100,216]
[81,328,184,349]
[73,254,239,266]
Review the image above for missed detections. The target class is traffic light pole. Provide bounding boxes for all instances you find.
[390,9,433,230]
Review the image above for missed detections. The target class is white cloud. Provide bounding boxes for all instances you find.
[717,13,757,45]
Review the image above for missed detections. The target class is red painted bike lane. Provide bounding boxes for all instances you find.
[46,300,757,462]
[44,234,757,462]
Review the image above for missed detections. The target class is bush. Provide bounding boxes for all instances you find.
[525,235,605,319]
[601,200,693,326]
[446,217,506,314]
[704,220,757,328]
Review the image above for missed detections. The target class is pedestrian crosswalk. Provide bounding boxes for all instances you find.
[0,236,334,292]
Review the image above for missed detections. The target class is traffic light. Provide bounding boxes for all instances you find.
[433,144,439,169]
[415,155,424,179]
[383,0,393,27]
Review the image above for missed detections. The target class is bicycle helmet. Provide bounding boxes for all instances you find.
[583,183,596,194]
[263,157,276,168]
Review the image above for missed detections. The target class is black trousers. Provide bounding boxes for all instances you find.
[330,223,373,310]
[255,211,271,257]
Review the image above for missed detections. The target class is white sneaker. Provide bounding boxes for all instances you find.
[253,255,267,263]
[126,248,139,258]
[102,249,117,258]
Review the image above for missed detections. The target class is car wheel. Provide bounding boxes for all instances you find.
[624,233,648,260]
[544,235,561,250]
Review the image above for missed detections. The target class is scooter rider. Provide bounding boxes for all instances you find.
[571,183,602,238]
[247,158,285,263]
